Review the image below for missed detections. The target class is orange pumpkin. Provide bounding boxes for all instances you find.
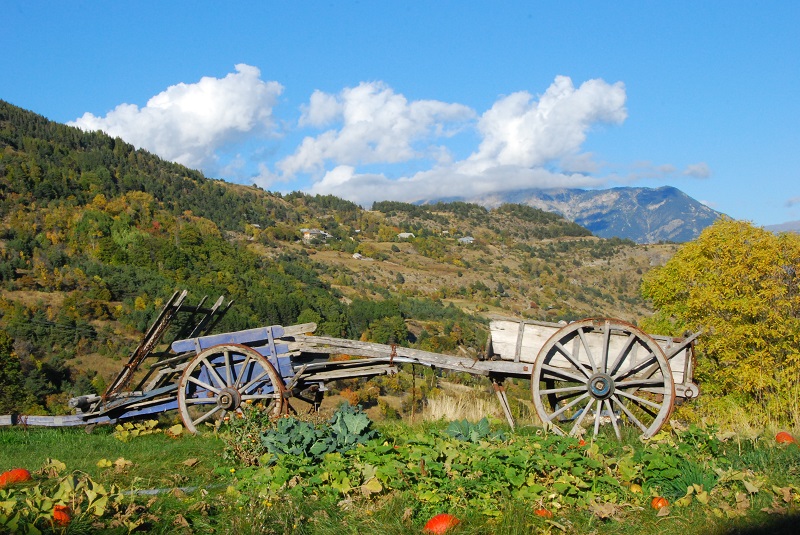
[0,468,32,488]
[534,508,553,518]
[651,496,669,510]
[423,513,460,534]
[776,432,796,444]
[53,504,71,526]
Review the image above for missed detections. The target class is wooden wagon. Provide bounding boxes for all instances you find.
[2,292,699,441]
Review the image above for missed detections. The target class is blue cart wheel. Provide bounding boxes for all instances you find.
[178,344,284,433]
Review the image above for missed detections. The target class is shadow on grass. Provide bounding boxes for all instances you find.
[714,513,800,535]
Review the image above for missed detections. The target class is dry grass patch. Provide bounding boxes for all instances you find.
[421,390,504,422]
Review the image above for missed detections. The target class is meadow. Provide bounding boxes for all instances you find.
[2,400,799,534]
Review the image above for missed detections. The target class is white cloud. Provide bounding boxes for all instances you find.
[462,76,627,174]
[307,76,625,206]
[309,165,604,207]
[299,90,343,127]
[69,64,283,170]
[683,162,711,178]
[68,69,664,208]
[278,81,475,177]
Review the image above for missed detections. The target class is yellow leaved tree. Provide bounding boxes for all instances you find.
[641,218,800,423]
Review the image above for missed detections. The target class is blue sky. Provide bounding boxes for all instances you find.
[3,1,798,226]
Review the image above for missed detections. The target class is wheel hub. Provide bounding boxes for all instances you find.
[217,387,242,410]
[588,373,615,400]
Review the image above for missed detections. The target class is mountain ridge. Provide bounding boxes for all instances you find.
[436,185,722,244]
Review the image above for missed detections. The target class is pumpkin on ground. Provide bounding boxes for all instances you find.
[651,496,669,510]
[423,513,461,534]
[53,504,71,526]
[534,508,553,518]
[776,432,796,444]
[0,468,32,488]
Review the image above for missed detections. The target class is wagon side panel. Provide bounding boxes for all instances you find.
[489,320,561,363]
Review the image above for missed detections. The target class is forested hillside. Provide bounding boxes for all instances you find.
[0,100,677,415]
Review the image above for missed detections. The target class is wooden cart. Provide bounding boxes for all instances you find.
[2,293,699,441]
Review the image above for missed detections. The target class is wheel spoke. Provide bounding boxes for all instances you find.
[541,364,589,384]
[607,334,636,377]
[568,396,595,435]
[601,321,611,373]
[554,342,591,379]
[201,356,227,389]
[233,355,252,388]
[592,399,602,438]
[192,405,222,426]
[605,399,621,440]
[264,397,281,415]
[224,350,233,386]
[184,396,215,405]
[616,378,666,389]
[187,376,220,395]
[613,353,657,381]
[615,389,662,411]
[240,368,270,394]
[539,385,587,396]
[610,394,648,432]
[578,328,600,374]
[548,392,590,422]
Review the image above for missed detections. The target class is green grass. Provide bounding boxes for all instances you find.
[0,425,230,491]
[1,421,799,534]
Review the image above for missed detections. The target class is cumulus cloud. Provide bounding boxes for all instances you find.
[70,68,653,207]
[69,64,283,170]
[462,76,626,174]
[277,81,475,177]
[305,76,626,205]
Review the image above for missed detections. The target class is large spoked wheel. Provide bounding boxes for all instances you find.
[178,344,284,434]
[532,319,675,440]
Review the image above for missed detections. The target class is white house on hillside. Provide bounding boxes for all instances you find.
[301,228,333,242]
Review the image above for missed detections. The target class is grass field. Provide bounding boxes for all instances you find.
[1,414,799,534]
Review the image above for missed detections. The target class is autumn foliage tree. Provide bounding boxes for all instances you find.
[641,219,800,422]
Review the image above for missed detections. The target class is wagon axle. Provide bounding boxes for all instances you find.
[216,388,242,411]
[589,374,615,400]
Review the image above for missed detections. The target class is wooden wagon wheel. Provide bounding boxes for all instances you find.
[178,344,284,434]
[531,318,675,440]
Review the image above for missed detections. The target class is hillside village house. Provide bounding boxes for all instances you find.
[397,232,415,239]
[458,236,475,244]
[300,228,333,242]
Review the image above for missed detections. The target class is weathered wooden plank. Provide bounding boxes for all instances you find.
[0,414,88,427]
[171,323,316,353]
[489,320,562,364]
[303,364,397,382]
[289,335,532,377]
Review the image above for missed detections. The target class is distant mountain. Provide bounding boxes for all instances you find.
[458,186,722,244]
[765,221,800,233]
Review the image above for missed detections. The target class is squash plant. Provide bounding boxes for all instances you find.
[0,459,126,534]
